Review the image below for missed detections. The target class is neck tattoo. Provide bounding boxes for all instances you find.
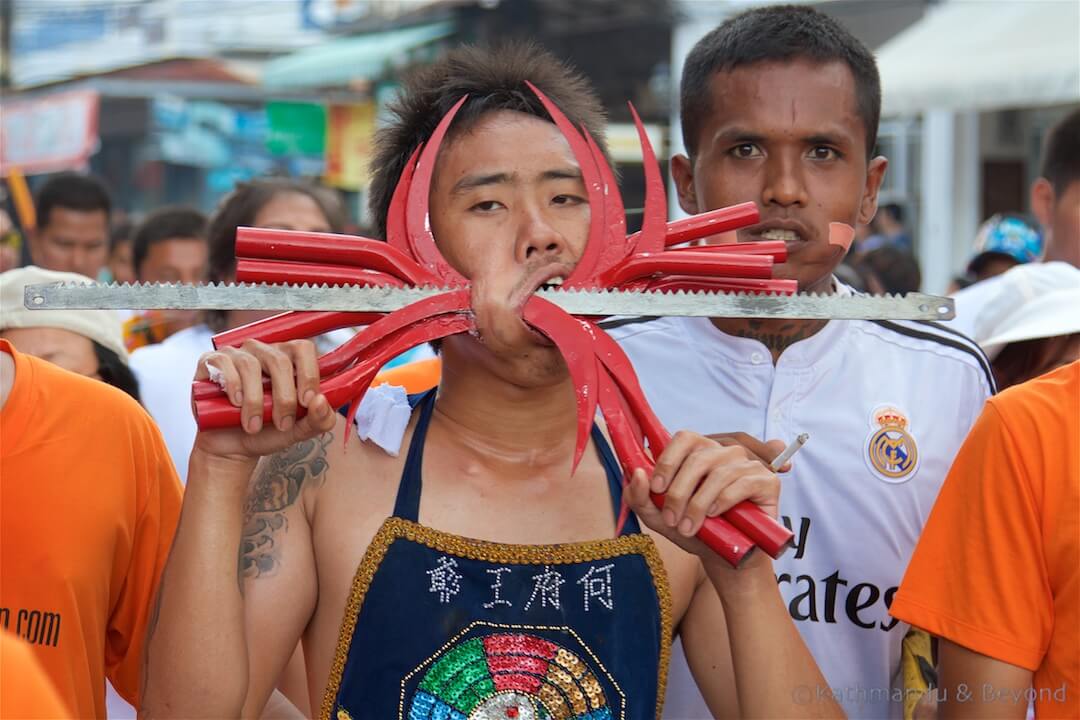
[714,318,829,361]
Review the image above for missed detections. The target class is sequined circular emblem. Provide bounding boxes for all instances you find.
[408,633,611,720]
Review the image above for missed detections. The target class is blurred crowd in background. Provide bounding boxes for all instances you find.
[2,0,1077,395]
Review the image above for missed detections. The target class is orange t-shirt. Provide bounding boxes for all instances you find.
[373,356,441,394]
[0,339,183,718]
[1,629,72,718]
[890,361,1078,718]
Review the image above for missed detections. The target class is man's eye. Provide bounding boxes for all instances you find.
[730,143,762,159]
[809,146,841,160]
[470,200,504,212]
[552,194,585,206]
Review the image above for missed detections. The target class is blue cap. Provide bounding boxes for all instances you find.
[968,214,1044,272]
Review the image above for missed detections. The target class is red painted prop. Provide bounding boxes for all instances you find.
[191,85,795,565]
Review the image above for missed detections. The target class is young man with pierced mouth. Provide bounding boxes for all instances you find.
[142,44,842,719]
[608,6,995,719]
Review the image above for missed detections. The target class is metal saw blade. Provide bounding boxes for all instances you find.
[24,281,955,320]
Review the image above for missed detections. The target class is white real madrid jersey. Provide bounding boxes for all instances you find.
[608,296,994,720]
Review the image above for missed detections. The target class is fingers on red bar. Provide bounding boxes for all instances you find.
[724,500,795,558]
[198,291,472,404]
[591,341,756,567]
[193,312,471,431]
[593,330,787,565]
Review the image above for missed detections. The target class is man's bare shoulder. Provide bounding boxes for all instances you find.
[318,411,412,497]
[238,409,418,590]
[303,411,419,551]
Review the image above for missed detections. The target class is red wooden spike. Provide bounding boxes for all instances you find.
[211,310,382,350]
[601,251,773,287]
[317,290,469,377]
[406,95,469,285]
[665,240,786,261]
[580,125,631,276]
[194,312,470,430]
[235,259,406,289]
[525,81,605,288]
[521,296,600,474]
[236,226,438,285]
[641,276,798,295]
[387,146,422,254]
[197,290,470,403]
[628,102,667,255]
[592,329,794,559]
[593,367,758,566]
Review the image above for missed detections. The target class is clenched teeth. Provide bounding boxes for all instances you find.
[761,229,799,242]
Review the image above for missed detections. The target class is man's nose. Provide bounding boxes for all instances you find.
[517,208,567,261]
[761,154,809,208]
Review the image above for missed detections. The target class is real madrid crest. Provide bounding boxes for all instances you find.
[865,405,919,483]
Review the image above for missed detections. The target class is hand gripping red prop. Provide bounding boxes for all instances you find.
[191,83,794,565]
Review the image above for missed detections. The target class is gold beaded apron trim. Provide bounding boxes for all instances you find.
[319,516,674,720]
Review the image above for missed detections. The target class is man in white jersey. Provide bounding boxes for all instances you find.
[608,7,994,718]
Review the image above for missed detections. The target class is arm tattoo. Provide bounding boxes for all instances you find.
[238,433,332,584]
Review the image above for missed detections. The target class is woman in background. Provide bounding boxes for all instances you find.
[0,265,139,402]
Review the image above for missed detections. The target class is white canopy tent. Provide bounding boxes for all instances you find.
[875,0,1079,293]
[877,0,1079,116]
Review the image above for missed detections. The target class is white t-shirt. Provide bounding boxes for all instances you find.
[130,324,215,482]
[609,301,994,719]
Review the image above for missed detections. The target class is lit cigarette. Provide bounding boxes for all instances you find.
[771,433,809,471]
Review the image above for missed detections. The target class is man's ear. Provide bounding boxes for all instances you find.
[1030,178,1054,231]
[669,154,700,215]
[857,156,889,226]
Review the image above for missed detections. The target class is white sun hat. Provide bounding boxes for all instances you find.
[973,262,1080,359]
[0,265,129,362]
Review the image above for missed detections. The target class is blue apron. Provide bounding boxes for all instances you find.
[321,390,673,720]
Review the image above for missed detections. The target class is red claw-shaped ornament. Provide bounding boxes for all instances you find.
[193,82,792,567]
